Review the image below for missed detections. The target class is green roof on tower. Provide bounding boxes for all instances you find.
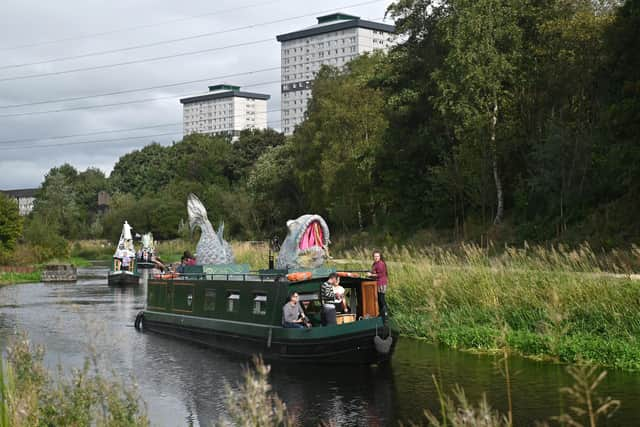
[316,13,359,24]
[208,84,240,92]
[276,12,394,42]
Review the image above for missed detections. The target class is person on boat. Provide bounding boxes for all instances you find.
[282,292,309,328]
[182,251,196,266]
[368,251,389,320]
[121,252,132,271]
[332,277,349,314]
[176,255,188,274]
[114,244,126,271]
[320,273,339,326]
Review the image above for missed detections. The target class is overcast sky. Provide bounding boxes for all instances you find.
[0,0,395,189]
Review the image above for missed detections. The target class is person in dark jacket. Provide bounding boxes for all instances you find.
[320,273,339,326]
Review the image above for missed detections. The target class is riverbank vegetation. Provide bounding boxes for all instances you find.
[0,334,148,427]
[342,244,640,371]
[0,271,41,286]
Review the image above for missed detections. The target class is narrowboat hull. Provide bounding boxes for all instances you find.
[108,270,140,286]
[139,310,397,364]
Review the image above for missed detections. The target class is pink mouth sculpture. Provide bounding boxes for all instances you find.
[299,220,324,251]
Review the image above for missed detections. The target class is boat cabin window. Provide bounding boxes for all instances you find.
[227,292,240,312]
[253,293,267,315]
[204,289,216,311]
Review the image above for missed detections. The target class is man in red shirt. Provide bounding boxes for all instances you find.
[369,251,389,320]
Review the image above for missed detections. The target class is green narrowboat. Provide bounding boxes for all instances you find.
[135,265,397,364]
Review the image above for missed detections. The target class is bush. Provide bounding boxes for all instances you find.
[1,333,148,427]
[0,194,23,260]
[21,217,70,263]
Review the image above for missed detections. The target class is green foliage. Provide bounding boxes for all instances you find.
[1,334,148,427]
[291,55,388,231]
[0,194,23,257]
[232,128,286,181]
[109,143,175,196]
[339,244,640,371]
[247,141,303,237]
[0,271,41,285]
[21,217,70,262]
[218,356,293,427]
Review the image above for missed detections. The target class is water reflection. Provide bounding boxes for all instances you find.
[0,267,637,426]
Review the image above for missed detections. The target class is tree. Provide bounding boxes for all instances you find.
[32,168,83,239]
[432,0,524,224]
[292,55,388,230]
[247,142,304,237]
[109,143,175,196]
[232,128,286,182]
[172,134,235,185]
[0,193,23,255]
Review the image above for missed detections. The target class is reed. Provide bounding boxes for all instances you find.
[232,241,270,270]
[70,239,114,261]
[0,334,148,427]
[335,243,640,371]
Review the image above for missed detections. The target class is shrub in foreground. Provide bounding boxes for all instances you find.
[0,334,148,427]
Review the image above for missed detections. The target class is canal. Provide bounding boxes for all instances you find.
[0,266,638,426]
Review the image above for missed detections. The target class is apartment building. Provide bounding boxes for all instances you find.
[180,84,270,139]
[276,13,395,135]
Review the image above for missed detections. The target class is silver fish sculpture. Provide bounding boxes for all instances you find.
[187,193,234,265]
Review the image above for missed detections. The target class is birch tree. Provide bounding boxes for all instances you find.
[432,0,523,224]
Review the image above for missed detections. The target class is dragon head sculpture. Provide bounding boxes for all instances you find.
[187,193,234,265]
[276,214,330,270]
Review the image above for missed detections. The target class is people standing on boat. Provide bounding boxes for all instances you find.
[332,277,349,313]
[368,251,389,320]
[282,292,309,328]
[321,273,339,325]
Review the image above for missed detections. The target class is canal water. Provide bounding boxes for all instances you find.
[0,266,638,426]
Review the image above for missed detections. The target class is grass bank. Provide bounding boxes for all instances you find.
[341,244,640,371]
[0,271,41,285]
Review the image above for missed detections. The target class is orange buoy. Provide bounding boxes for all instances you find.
[337,271,360,278]
[286,271,312,282]
[154,272,179,279]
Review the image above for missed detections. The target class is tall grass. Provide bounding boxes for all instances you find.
[70,240,114,261]
[0,271,41,286]
[337,244,640,371]
[233,241,270,269]
[153,240,270,268]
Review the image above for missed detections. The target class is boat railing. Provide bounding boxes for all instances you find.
[175,272,286,283]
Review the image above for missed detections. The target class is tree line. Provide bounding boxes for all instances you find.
[7,0,639,254]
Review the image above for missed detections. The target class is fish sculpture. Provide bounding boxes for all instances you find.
[276,214,330,270]
[187,193,234,265]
